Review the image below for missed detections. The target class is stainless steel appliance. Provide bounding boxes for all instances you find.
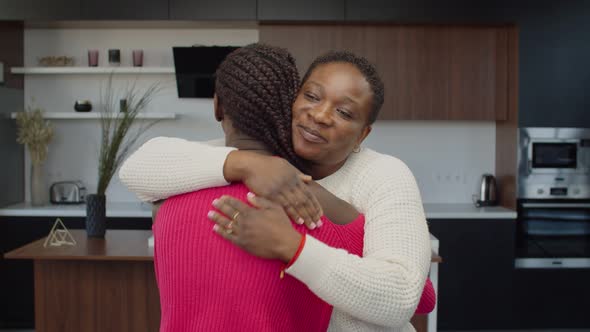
[518,127,590,199]
[516,128,590,269]
[50,181,86,204]
[475,174,497,207]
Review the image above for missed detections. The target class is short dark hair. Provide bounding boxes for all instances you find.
[215,43,308,171]
[301,51,384,124]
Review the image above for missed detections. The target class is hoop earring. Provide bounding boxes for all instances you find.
[353,145,360,153]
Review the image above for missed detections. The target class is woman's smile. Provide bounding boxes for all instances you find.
[296,124,327,144]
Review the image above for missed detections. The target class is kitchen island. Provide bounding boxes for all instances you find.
[5,230,159,332]
[4,228,442,332]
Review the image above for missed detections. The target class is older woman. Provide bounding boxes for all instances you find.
[153,43,367,332]
[121,51,432,331]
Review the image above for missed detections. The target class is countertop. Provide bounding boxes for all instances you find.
[423,203,516,219]
[0,202,516,219]
[5,230,154,261]
[0,202,153,218]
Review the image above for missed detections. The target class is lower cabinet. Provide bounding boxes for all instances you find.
[429,218,590,330]
[428,218,516,330]
[0,217,151,328]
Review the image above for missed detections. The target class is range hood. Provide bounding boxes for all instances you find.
[172,46,238,98]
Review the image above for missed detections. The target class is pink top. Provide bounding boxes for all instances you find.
[417,278,436,314]
[153,183,365,332]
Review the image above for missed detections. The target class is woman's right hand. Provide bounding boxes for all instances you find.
[223,151,323,229]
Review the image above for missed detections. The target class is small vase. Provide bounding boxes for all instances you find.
[86,194,106,237]
[30,163,45,206]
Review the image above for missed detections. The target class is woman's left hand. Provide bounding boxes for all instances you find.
[209,192,302,263]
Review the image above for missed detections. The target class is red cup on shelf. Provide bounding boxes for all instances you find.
[132,50,143,67]
[88,50,99,67]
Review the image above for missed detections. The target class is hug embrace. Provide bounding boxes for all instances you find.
[120,43,434,332]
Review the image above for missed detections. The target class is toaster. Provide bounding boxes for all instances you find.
[50,181,86,204]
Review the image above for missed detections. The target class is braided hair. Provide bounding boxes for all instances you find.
[302,51,385,125]
[215,43,307,171]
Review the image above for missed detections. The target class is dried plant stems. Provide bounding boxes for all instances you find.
[15,107,54,165]
[96,75,162,196]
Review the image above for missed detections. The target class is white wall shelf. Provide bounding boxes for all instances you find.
[10,112,176,120]
[11,67,175,74]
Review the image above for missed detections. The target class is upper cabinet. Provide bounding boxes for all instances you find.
[374,26,450,120]
[0,0,80,21]
[258,0,344,21]
[447,27,508,121]
[0,0,26,20]
[345,0,509,23]
[170,0,256,20]
[80,0,168,20]
[261,24,514,121]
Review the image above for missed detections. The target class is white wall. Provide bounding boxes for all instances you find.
[364,121,495,203]
[23,28,258,202]
[23,28,496,204]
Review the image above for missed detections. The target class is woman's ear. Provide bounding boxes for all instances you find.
[213,94,223,122]
[357,125,372,146]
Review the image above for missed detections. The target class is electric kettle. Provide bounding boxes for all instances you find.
[475,174,497,207]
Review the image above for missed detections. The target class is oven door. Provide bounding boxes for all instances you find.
[527,140,580,175]
[515,201,590,268]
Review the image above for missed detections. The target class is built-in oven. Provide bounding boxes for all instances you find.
[515,200,590,268]
[516,128,590,269]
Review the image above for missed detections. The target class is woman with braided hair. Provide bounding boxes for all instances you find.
[122,47,435,331]
[152,43,366,331]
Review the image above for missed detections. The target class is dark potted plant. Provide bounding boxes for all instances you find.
[86,77,161,237]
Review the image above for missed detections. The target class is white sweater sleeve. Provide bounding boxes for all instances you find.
[118,137,235,202]
[286,154,431,328]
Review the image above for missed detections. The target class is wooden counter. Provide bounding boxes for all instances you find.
[5,230,159,332]
[6,230,442,332]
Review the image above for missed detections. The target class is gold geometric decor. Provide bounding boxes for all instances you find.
[43,218,76,248]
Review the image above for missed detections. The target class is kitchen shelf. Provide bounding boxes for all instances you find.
[9,112,176,120]
[11,67,175,74]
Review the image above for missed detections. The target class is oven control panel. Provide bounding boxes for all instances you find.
[524,184,589,199]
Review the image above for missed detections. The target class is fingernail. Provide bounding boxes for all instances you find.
[309,222,317,230]
[207,211,215,219]
[296,218,304,225]
[212,199,219,207]
[213,225,219,232]
[316,220,323,228]
[247,192,255,199]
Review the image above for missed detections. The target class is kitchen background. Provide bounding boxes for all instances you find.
[2,0,590,331]
[21,27,495,204]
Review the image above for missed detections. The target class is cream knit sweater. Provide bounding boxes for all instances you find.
[119,137,431,332]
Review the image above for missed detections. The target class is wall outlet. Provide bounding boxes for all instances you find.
[433,170,466,184]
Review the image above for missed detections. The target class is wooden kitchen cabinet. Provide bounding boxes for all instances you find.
[375,26,450,120]
[0,217,152,328]
[169,0,256,20]
[260,24,514,120]
[448,27,508,120]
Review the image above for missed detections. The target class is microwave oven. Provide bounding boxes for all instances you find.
[518,128,590,199]
[528,139,589,174]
